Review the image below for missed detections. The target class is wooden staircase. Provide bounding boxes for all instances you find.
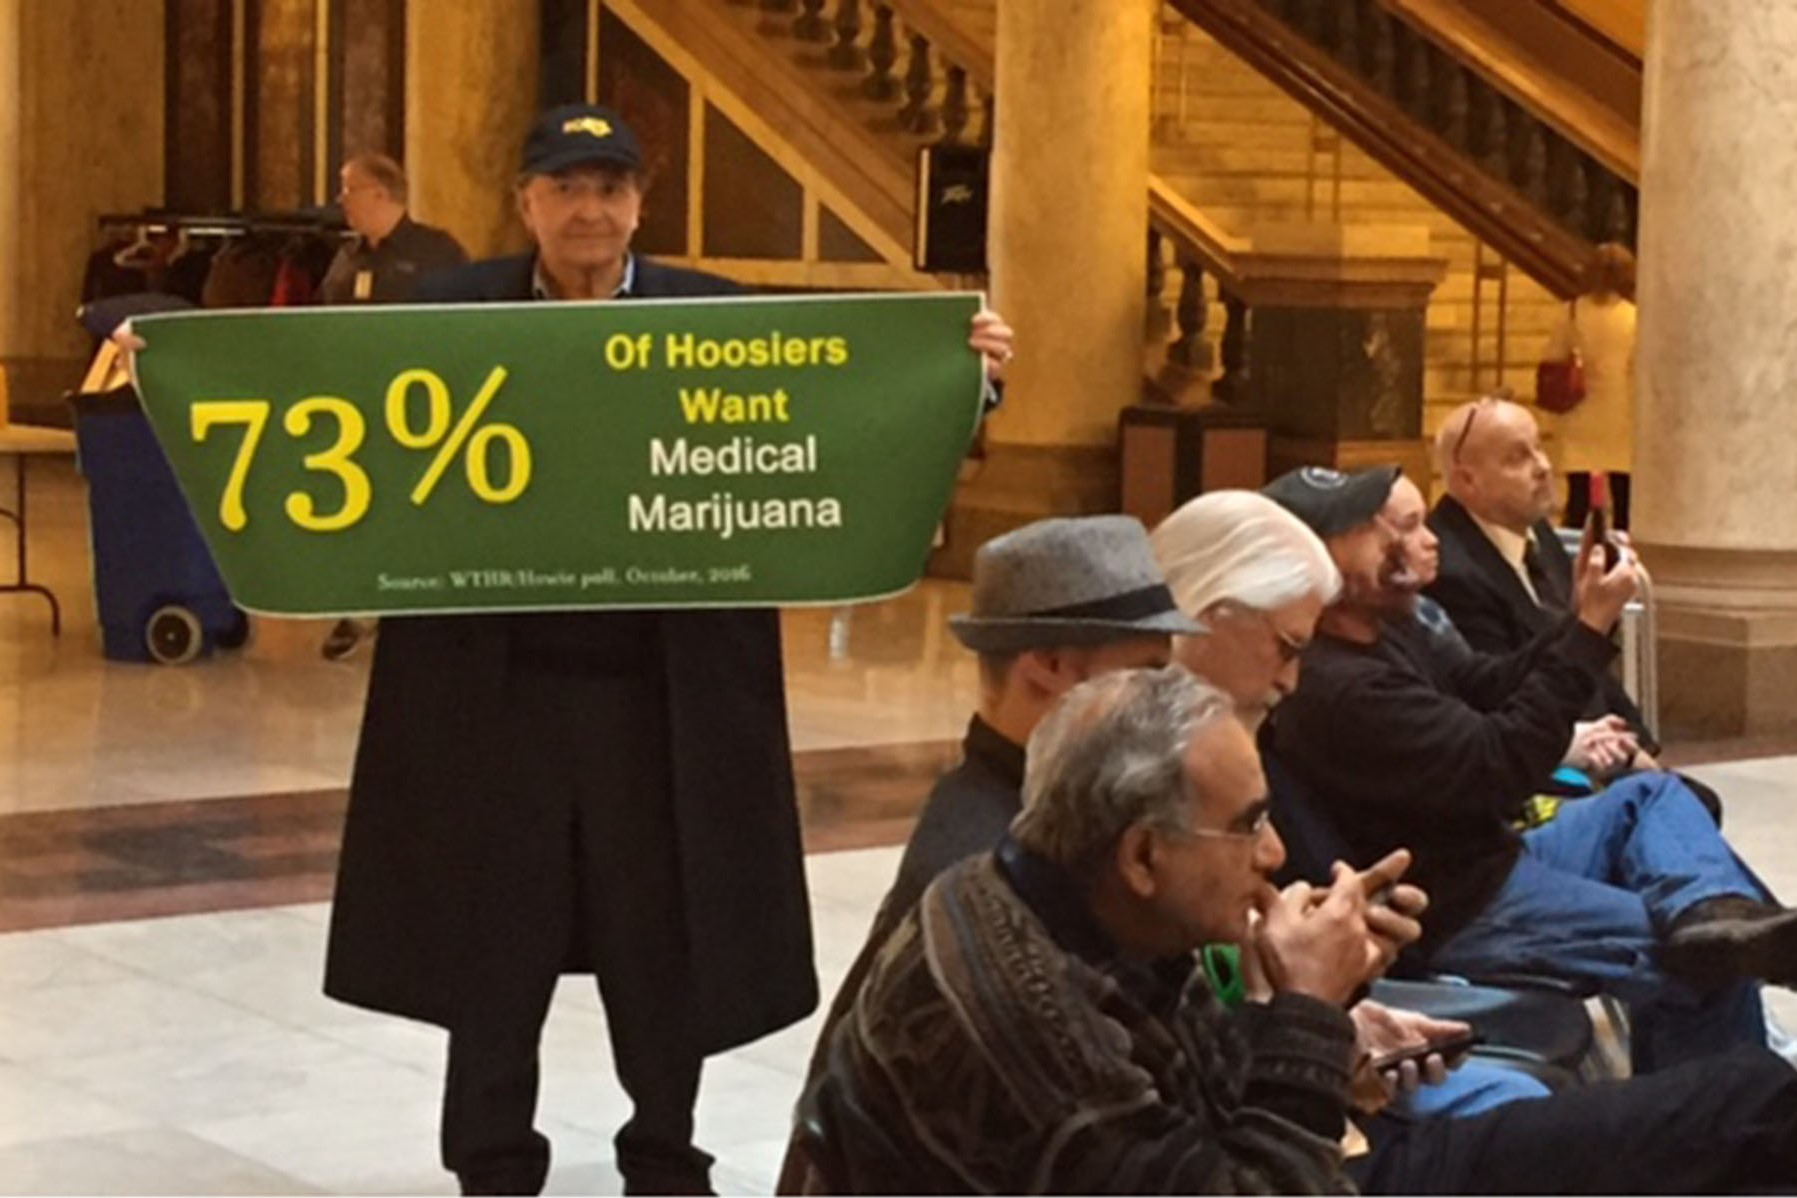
[614,0,1573,468]
[1152,14,1566,447]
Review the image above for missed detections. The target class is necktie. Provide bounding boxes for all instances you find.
[1524,539,1565,613]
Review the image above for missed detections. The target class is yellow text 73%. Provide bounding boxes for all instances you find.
[189,366,532,533]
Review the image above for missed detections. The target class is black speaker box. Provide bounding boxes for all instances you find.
[915,145,989,273]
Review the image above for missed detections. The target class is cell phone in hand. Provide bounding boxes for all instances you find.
[1370,1030,1485,1072]
[1586,473,1619,571]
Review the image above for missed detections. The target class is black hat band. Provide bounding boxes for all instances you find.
[1023,583,1180,623]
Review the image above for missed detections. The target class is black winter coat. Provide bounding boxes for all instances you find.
[323,255,818,1053]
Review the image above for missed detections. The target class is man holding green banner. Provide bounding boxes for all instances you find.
[124,103,1013,1195]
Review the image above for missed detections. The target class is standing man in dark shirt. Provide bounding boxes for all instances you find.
[319,153,467,306]
[317,152,468,661]
[1264,465,1797,1073]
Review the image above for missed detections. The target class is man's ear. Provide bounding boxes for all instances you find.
[1013,646,1078,695]
[514,186,534,234]
[1113,823,1160,900]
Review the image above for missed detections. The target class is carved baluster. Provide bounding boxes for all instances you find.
[940,65,971,145]
[1146,229,1169,337]
[1169,253,1212,370]
[1604,185,1635,245]
[1505,104,1537,192]
[980,93,996,147]
[1568,158,1602,240]
[1331,0,1360,66]
[1517,123,1550,207]
[1566,154,1595,237]
[1474,90,1509,176]
[1438,62,1469,148]
[898,34,940,137]
[1362,5,1396,96]
[1214,291,1250,403]
[861,6,899,99]
[1288,0,1325,44]
[794,0,830,42]
[759,0,799,13]
[1546,137,1572,215]
[1396,28,1431,120]
[1585,168,1618,243]
[830,0,866,70]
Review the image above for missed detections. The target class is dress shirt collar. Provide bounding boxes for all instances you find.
[1467,510,1541,603]
[530,253,636,301]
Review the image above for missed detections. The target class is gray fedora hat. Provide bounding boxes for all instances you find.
[949,515,1205,653]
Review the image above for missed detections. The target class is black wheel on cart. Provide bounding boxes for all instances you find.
[145,605,204,665]
[215,608,251,650]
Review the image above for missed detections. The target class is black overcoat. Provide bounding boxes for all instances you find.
[323,255,818,1054]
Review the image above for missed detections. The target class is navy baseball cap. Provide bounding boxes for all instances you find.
[1261,465,1401,538]
[521,104,644,177]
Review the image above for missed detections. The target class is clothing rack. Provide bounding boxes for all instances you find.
[95,210,348,239]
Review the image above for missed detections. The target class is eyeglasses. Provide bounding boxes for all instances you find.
[1218,602,1309,663]
[1182,806,1274,842]
[1450,390,1513,463]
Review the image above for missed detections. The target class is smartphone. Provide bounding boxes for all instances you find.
[1370,1030,1485,1072]
[1586,473,1619,570]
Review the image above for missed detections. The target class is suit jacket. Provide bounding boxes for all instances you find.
[324,255,818,1053]
[1425,494,1654,750]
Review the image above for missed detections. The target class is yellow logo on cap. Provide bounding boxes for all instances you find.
[562,116,613,139]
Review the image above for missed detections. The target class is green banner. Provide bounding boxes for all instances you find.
[129,292,985,615]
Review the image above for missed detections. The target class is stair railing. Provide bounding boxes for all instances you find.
[1170,0,1621,296]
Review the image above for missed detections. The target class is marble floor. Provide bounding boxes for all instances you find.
[5,456,1797,1194]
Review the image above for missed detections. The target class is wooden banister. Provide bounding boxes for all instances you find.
[1171,0,1597,296]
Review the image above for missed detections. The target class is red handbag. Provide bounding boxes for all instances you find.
[1536,301,1587,414]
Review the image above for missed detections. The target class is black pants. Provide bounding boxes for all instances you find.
[1354,1047,1797,1194]
[1564,470,1632,531]
[440,666,710,1196]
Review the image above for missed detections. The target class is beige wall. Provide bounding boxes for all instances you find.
[0,0,165,413]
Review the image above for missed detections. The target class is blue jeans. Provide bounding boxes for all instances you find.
[1430,773,1768,1073]
[1395,1061,1550,1119]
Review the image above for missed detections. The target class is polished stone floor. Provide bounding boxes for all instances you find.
[5,456,1797,1194]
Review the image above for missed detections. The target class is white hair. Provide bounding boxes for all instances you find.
[1149,490,1341,617]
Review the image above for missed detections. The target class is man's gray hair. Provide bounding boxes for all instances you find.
[1150,490,1341,617]
[1013,666,1234,875]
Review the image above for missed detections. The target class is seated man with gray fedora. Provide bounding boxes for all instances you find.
[779,517,1197,1158]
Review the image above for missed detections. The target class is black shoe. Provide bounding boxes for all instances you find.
[1664,896,1797,987]
[619,1140,715,1196]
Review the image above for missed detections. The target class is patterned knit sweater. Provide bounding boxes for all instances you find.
[810,847,1358,1194]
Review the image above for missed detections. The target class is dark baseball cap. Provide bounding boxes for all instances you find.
[521,104,644,177]
[1261,465,1401,538]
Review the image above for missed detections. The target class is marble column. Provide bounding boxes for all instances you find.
[935,0,1153,576]
[404,0,539,259]
[1634,2,1797,735]
[0,0,164,421]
